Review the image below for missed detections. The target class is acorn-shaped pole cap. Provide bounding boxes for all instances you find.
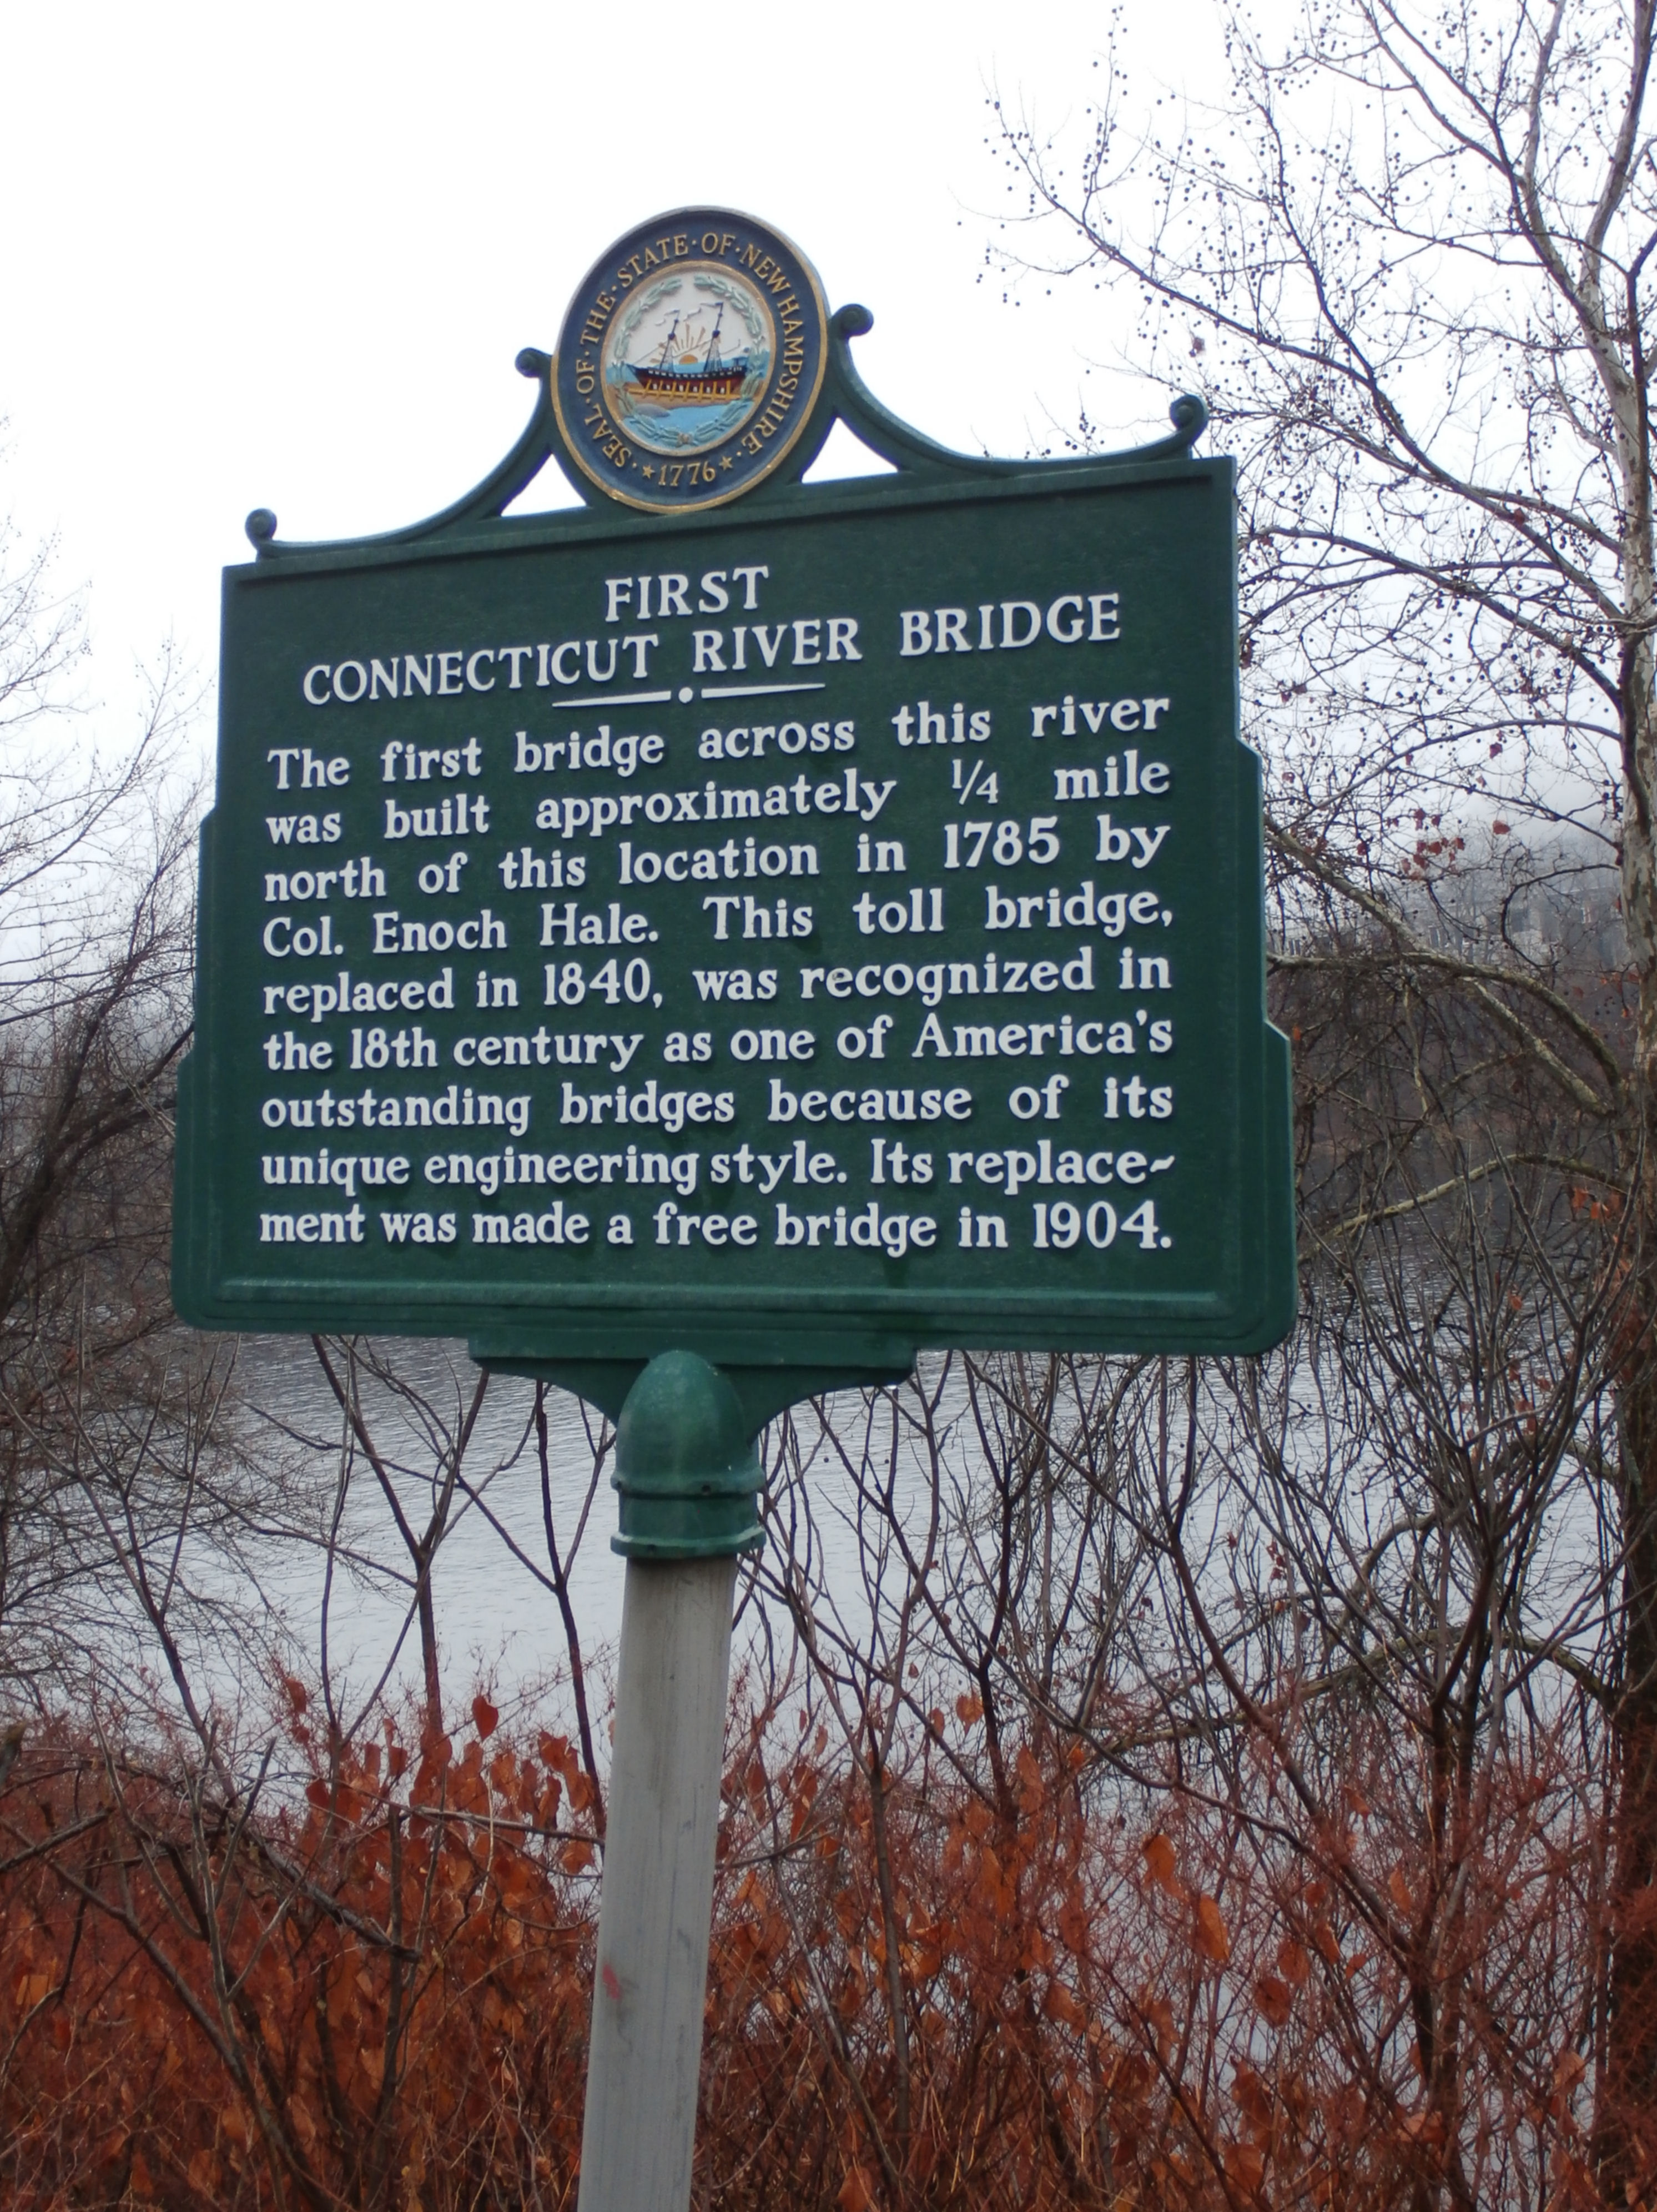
[611,1351,764,1560]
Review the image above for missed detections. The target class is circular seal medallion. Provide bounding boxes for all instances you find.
[554,209,829,514]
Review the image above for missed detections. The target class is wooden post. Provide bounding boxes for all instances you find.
[577,1555,737,2211]
[575,1351,762,2212]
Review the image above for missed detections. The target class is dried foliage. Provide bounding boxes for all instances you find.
[0,1633,1610,2212]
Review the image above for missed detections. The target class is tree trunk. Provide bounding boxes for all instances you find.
[1596,198,1657,2189]
[414,1543,442,1743]
[1604,1336,1657,2189]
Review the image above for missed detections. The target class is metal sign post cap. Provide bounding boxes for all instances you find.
[611,1350,764,1561]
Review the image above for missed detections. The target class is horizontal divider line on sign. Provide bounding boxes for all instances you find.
[555,688,675,708]
[701,681,828,699]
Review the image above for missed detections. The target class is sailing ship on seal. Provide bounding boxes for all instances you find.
[623,301,752,406]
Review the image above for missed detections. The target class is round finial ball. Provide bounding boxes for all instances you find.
[245,508,278,546]
[1169,394,1208,439]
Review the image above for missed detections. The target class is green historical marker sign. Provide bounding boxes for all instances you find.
[173,209,1296,1394]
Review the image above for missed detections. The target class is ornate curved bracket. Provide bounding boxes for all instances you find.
[246,347,562,560]
[769,306,1207,490]
[244,311,1208,561]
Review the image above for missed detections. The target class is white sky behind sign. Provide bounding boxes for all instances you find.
[0,1,1229,721]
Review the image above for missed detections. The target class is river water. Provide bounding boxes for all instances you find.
[230,1335,954,1733]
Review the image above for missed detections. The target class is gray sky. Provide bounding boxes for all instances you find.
[0,1,1226,722]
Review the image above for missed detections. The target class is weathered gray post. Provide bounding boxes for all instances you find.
[575,1350,763,2212]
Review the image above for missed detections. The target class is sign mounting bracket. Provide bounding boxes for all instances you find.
[243,313,1209,562]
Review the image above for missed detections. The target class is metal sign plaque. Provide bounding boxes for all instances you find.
[174,213,1295,1379]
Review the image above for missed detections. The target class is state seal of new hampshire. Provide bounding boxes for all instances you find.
[553,209,829,513]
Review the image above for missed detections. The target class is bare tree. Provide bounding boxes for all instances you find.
[988,0,1657,2180]
[0,491,261,1705]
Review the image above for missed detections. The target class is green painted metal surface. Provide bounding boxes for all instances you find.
[173,252,1296,1381]
[610,1352,763,1560]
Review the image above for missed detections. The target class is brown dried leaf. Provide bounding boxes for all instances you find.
[1277,1938,1311,1985]
[1194,1894,1232,1963]
[1015,1744,1045,1811]
[1143,1833,1180,1892]
[838,2166,875,2212]
[1224,2139,1266,2191]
